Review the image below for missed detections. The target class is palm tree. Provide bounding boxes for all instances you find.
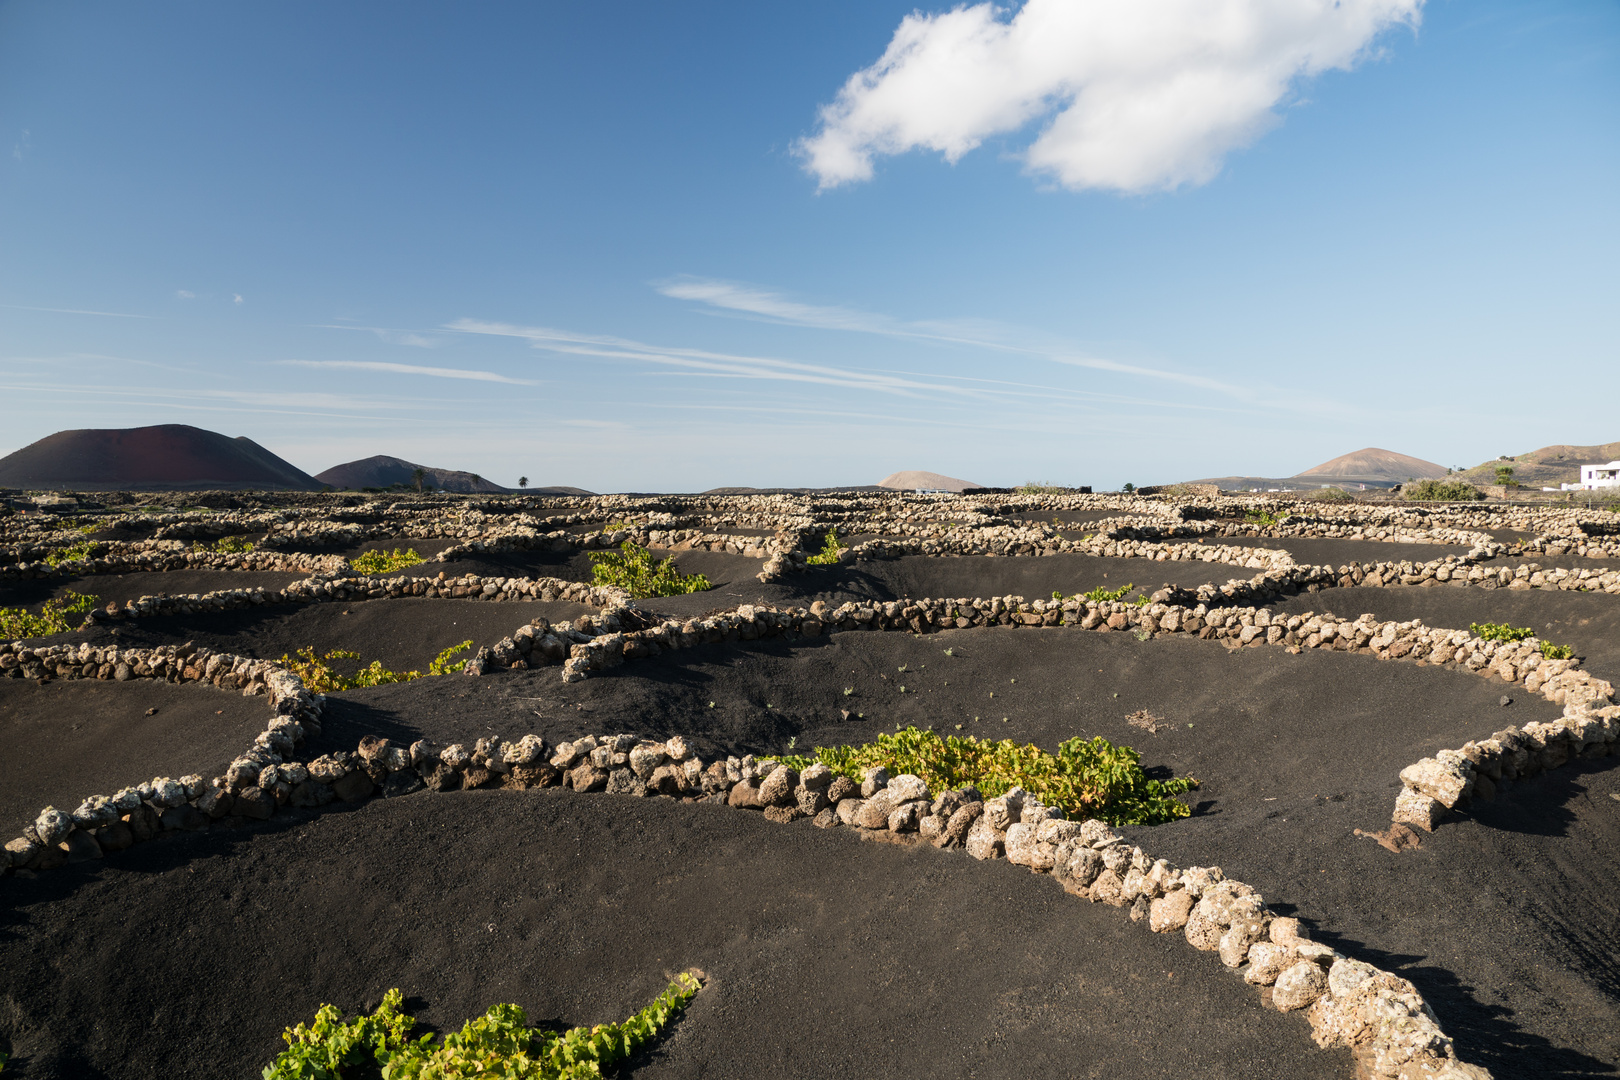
[517,476,528,489]
[411,467,426,492]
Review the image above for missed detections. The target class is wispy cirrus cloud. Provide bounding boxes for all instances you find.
[655,276,1249,398]
[447,318,1007,400]
[0,303,152,319]
[447,315,1243,414]
[278,359,535,385]
[314,323,442,349]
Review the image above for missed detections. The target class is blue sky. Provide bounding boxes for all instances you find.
[1,0,1615,492]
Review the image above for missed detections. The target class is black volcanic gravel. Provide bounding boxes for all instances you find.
[2,543,1617,1078]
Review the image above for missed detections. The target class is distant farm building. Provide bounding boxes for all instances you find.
[1562,461,1620,491]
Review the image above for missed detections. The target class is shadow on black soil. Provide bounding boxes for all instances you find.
[0,791,1353,1080]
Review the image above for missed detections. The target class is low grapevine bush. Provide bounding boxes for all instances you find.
[44,540,95,567]
[195,535,255,554]
[589,542,710,598]
[1470,621,1534,643]
[265,974,703,1080]
[278,641,472,693]
[805,529,845,566]
[1469,622,1574,660]
[0,590,100,638]
[1080,582,1142,605]
[775,726,1197,826]
[350,547,426,574]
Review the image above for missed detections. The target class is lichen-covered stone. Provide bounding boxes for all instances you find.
[939,801,983,848]
[1091,868,1127,906]
[886,774,928,803]
[758,766,798,807]
[1149,888,1195,933]
[1244,943,1295,985]
[1393,789,1447,831]
[835,797,865,826]
[1399,757,1474,808]
[1273,961,1330,1011]
[34,807,73,847]
[965,815,1004,860]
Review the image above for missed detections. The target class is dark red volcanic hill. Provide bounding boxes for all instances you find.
[0,425,322,491]
[314,455,592,496]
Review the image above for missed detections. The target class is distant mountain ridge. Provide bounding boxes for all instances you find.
[314,455,592,496]
[1456,439,1620,489]
[876,470,981,493]
[0,424,321,491]
[1294,448,1448,482]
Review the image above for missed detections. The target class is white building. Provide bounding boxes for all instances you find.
[1562,460,1620,491]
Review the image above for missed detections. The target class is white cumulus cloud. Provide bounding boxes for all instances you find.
[798,0,1422,193]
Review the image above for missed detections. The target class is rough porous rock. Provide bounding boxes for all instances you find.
[1392,789,1447,832]
[1399,757,1473,808]
[939,801,983,848]
[826,776,858,805]
[964,815,1005,860]
[758,766,798,808]
[1272,961,1330,1012]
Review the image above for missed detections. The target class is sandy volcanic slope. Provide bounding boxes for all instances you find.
[1265,587,1620,689]
[65,597,597,675]
[4,490,1620,1079]
[299,629,1619,1075]
[0,678,270,837]
[1215,536,1479,567]
[0,570,312,610]
[1137,759,1620,1080]
[0,792,1353,1080]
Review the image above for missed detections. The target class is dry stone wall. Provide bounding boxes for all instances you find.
[512,589,1617,834]
[0,640,322,873]
[0,704,1493,1079]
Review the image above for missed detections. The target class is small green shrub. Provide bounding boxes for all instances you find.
[1403,480,1484,502]
[193,535,256,554]
[278,641,472,693]
[45,541,95,567]
[265,975,703,1080]
[773,726,1197,826]
[0,590,100,638]
[1470,622,1535,643]
[589,542,710,598]
[429,640,475,675]
[350,547,425,574]
[806,529,846,566]
[1016,482,1067,494]
[1469,622,1574,660]
[1243,509,1289,528]
[1081,582,1138,604]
